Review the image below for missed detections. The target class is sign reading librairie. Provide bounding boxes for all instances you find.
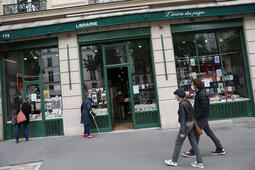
[0,4,255,41]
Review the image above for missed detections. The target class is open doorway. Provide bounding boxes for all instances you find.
[107,67,133,130]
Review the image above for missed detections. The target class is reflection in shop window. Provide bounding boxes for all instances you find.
[129,39,157,112]
[42,48,63,120]
[173,29,249,104]
[81,45,108,116]
[4,52,23,122]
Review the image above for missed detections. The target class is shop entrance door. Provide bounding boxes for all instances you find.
[107,67,133,130]
[103,43,135,131]
[23,82,45,137]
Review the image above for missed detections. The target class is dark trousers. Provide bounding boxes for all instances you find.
[84,124,91,136]
[172,125,203,164]
[190,118,223,153]
[16,122,28,140]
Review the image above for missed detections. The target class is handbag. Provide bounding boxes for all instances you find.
[17,104,27,124]
[183,104,203,136]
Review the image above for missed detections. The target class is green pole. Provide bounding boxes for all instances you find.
[67,45,72,90]
[161,35,168,80]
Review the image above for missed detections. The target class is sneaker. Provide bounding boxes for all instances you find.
[26,138,29,141]
[164,159,177,167]
[191,161,204,169]
[87,135,95,138]
[16,139,19,144]
[83,134,88,137]
[182,151,196,158]
[211,149,225,155]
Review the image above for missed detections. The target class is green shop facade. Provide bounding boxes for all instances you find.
[1,4,255,140]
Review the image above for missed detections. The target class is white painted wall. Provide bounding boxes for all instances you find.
[47,0,88,9]
[243,15,255,101]
[58,32,83,136]
[151,22,179,129]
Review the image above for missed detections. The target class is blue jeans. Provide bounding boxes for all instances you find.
[84,124,91,136]
[16,123,28,140]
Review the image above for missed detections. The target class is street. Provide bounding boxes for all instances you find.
[0,117,255,170]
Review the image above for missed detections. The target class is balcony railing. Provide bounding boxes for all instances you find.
[88,0,129,5]
[3,0,47,15]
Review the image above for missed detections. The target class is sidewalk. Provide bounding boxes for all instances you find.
[0,117,255,170]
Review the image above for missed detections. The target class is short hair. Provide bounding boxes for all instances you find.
[192,78,204,89]
[24,98,30,103]
[85,92,91,98]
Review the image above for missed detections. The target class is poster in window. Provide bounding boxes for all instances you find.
[216,69,222,77]
[133,85,139,94]
[192,72,197,79]
[31,93,37,102]
[218,83,224,89]
[44,90,50,99]
[214,56,220,64]
[190,58,196,66]
[203,79,210,87]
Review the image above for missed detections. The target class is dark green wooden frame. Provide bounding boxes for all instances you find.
[171,19,255,120]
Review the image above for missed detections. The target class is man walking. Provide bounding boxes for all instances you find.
[183,79,225,157]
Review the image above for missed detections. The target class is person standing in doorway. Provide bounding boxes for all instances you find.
[81,92,96,139]
[165,89,204,168]
[182,79,225,157]
[115,90,125,122]
[16,98,31,144]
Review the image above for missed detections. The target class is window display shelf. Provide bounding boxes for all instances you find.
[92,108,108,116]
[134,103,157,112]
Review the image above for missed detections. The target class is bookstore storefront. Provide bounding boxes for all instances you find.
[0,39,64,140]
[78,28,160,131]
[171,20,254,120]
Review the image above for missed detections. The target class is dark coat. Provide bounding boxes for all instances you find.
[17,102,31,124]
[194,89,210,120]
[178,99,193,134]
[81,98,93,125]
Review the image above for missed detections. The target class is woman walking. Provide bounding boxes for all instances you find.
[182,79,225,158]
[81,92,96,138]
[16,98,31,143]
[165,89,204,168]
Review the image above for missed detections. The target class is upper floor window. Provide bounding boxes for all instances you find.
[3,0,47,15]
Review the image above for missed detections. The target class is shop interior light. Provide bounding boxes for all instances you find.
[220,39,223,42]
[34,56,38,59]
[95,50,98,53]
[205,40,208,43]
[138,45,142,48]
[4,59,16,64]
[182,41,186,44]
[24,58,27,60]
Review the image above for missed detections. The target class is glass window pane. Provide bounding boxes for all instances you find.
[4,52,22,122]
[173,34,198,97]
[196,33,226,103]
[42,48,63,119]
[26,84,42,120]
[23,50,41,81]
[105,45,127,65]
[129,39,157,112]
[81,45,108,115]
[219,30,249,100]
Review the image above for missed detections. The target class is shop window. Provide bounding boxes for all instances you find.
[3,52,23,122]
[42,48,62,119]
[23,50,41,81]
[173,29,249,103]
[105,45,127,65]
[129,39,157,112]
[81,45,108,116]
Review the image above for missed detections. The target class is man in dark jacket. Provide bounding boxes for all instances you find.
[183,79,225,157]
[81,92,96,138]
[165,89,204,168]
[16,98,31,143]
